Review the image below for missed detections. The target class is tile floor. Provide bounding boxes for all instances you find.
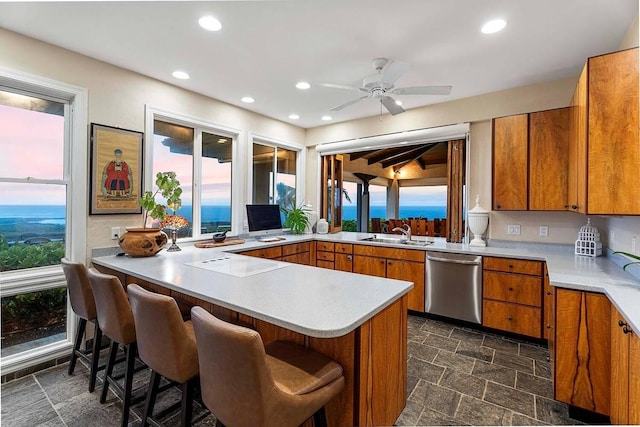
[1,315,584,426]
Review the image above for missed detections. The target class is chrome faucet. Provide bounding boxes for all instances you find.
[392,224,411,242]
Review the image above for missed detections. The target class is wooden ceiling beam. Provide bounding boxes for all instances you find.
[348,150,376,161]
[366,147,408,165]
[415,157,427,170]
[381,144,438,169]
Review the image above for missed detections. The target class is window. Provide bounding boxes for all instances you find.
[0,74,87,372]
[152,117,234,237]
[399,185,447,220]
[252,142,298,221]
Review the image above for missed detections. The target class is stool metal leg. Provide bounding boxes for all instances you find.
[68,318,87,375]
[312,406,328,427]
[100,341,119,404]
[120,343,137,427]
[141,370,161,427]
[89,323,103,393]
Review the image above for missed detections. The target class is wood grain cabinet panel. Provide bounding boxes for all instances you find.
[353,255,386,278]
[316,241,335,252]
[316,250,335,262]
[492,114,529,210]
[387,259,425,313]
[482,300,541,337]
[630,332,640,424]
[610,306,640,425]
[335,253,353,272]
[281,252,310,265]
[555,289,610,415]
[240,246,282,259]
[483,272,542,307]
[281,242,310,256]
[529,108,570,211]
[543,265,555,342]
[335,243,353,254]
[567,64,588,213]
[483,257,543,276]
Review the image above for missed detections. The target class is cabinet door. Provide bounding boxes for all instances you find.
[353,255,386,278]
[630,331,640,424]
[543,266,555,341]
[492,114,528,210]
[610,306,630,424]
[335,253,353,272]
[567,64,588,213]
[587,48,640,214]
[529,108,569,211]
[386,259,425,312]
[555,289,611,415]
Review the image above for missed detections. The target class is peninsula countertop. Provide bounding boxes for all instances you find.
[91,244,413,339]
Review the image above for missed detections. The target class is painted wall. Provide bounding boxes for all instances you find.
[0,29,306,254]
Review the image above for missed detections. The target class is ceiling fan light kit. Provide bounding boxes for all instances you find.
[324,57,452,116]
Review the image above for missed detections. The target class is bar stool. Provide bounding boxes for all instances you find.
[191,306,345,427]
[87,268,139,427]
[61,258,103,393]
[127,284,200,427]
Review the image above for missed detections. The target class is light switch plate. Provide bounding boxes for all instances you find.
[539,225,548,237]
[507,224,521,235]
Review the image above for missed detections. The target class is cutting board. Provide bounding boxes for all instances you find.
[194,237,245,248]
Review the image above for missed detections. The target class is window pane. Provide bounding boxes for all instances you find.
[0,91,65,180]
[276,148,296,209]
[342,181,357,221]
[1,287,68,357]
[399,185,447,219]
[201,132,232,234]
[153,120,194,236]
[0,182,66,272]
[252,144,275,204]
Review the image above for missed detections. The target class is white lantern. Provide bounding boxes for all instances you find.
[467,195,489,247]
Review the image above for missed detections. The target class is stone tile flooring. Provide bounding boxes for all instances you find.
[1,315,585,426]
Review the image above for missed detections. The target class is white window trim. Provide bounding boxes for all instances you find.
[0,66,88,375]
[247,132,306,209]
[144,105,243,236]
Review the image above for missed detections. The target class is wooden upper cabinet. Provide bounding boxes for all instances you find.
[587,48,640,214]
[529,108,569,210]
[567,64,588,213]
[492,114,528,210]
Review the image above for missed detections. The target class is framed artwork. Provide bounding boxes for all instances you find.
[89,123,143,215]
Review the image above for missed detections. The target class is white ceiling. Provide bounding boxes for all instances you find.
[0,1,636,129]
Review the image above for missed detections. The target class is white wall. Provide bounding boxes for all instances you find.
[0,29,306,254]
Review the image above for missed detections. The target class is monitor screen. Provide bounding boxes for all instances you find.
[246,204,283,236]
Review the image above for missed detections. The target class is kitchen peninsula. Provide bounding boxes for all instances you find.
[92,244,413,427]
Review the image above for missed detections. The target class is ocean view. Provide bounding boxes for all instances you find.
[0,204,447,223]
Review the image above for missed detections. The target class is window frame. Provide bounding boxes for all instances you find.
[145,106,241,237]
[0,66,88,374]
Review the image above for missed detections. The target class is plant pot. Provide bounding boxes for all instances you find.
[118,227,168,257]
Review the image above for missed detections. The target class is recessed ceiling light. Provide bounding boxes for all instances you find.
[218,138,227,144]
[321,115,332,121]
[288,114,300,120]
[241,96,255,103]
[481,19,506,34]
[395,100,403,106]
[172,71,190,80]
[295,81,311,90]
[199,15,222,31]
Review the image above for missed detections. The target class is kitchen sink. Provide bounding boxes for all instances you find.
[359,237,433,246]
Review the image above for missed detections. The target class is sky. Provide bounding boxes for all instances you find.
[343,181,447,207]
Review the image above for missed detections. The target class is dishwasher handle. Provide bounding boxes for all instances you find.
[426,255,482,265]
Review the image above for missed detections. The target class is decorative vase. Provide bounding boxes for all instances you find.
[118,227,168,257]
[166,228,181,252]
[467,195,489,247]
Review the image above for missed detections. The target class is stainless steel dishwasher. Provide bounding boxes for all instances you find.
[425,252,483,324]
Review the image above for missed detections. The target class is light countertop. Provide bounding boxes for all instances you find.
[93,231,640,337]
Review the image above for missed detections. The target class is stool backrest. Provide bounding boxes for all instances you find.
[61,258,96,321]
[87,269,136,345]
[191,306,274,425]
[127,284,198,383]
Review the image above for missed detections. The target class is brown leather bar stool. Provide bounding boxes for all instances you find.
[127,284,200,427]
[191,306,345,427]
[61,258,104,393]
[87,268,139,427]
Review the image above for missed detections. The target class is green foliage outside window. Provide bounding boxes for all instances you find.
[0,235,65,272]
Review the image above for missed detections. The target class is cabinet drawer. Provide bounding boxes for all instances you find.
[282,242,310,256]
[483,300,542,338]
[316,251,335,261]
[483,271,542,307]
[353,245,425,262]
[282,252,310,265]
[316,241,335,252]
[335,243,353,254]
[316,260,334,270]
[335,253,353,272]
[241,246,283,259]
[483,257,542,276]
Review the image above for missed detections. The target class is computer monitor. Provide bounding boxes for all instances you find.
[246,204,283,237]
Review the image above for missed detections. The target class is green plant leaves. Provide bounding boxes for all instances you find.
[612,251,640,270]
[138,172,183,227]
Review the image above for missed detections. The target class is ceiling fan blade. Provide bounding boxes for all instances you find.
[380,96,405,115]
[330,95,370,112]
[321,83,366,92]
[392,85,452,96]
[380,60,409,85]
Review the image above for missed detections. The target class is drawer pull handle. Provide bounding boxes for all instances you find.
[546,291,553,296]
[508,287,513,291]
[507,316,513,321]
[547,324,553,329]
[508,265,513,269]
[347,255,352,260]
[619,320,633,334]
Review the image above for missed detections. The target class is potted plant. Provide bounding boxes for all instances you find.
[118,172,183,257]
[280,202,309,234]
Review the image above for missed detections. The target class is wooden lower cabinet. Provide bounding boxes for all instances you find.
[240,242,311,266]
[610,306,640,425]
[335,252,353,272]
[482,300,541,337]
[353,255,386,277]
[555,288,610,415]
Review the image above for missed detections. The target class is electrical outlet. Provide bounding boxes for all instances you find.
[111,227,120,240]
[539,225,548,237]
[609,230,615,243]
[633,236,637,254]
[507,224,521,235]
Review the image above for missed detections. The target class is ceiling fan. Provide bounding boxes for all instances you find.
[323,58,452,115]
